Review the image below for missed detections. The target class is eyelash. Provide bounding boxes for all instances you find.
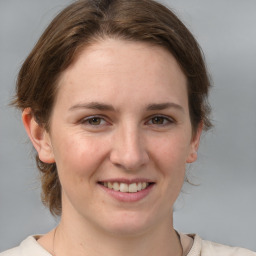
[146,115,175,126]
[80,115,175,128]
[80,115,108,127]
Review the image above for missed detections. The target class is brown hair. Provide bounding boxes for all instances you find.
[13,0,212,216]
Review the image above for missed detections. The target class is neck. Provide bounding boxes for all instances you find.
[53,210,182,256]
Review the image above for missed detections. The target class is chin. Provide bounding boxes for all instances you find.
[99,210,157,237]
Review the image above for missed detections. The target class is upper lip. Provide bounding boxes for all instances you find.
[98,178,155,184]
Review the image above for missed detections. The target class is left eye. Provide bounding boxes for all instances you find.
[147,116,173,125]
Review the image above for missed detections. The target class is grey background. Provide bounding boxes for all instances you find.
[0,0,255,252]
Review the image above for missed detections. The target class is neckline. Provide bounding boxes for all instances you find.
[32,232,197,256]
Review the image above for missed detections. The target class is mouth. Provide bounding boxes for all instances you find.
[98,181,153,193]
[97,179,155,202]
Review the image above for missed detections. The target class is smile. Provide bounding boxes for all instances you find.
[98,180,155,202]
[100,182,150,193]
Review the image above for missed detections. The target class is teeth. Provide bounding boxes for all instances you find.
[128,183,137,193]
[113,182,119,191]
[120,183,129,192]
[102,182,150,193]
[108,182,113,189]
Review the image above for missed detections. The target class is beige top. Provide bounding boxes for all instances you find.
[1,233,255,256]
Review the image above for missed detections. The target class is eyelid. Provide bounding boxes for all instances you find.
[80,115,109,126]
[145,114,175,125]
[78,114,175,127]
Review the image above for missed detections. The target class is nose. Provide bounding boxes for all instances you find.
[109,124,149,171]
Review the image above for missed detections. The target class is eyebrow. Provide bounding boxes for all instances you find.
[69,101,184,112]
[146,102,184,112]
[69,102,115,111]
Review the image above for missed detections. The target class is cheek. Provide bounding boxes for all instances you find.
[150,135,189,207]
[150,132,192,192]
[151,132,192,167]
[51,132,109,181]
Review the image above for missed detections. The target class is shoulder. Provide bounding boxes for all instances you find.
[187,233,256,256]
[201,239,256,256]
[0,247,21,256]
[0,236,51,256]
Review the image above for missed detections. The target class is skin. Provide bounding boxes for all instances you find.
[23,39,201,256]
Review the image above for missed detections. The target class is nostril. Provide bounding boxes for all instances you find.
[110,151,149,171]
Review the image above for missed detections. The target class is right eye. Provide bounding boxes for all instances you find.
[81,116,107,127]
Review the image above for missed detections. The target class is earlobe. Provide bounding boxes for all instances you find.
[22,108,55,164]
[186,122,203,163]
[186,151,198,163]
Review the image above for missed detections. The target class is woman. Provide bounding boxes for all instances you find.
[1,0,255,255]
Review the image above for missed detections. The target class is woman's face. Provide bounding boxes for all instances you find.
[42,39,200,235]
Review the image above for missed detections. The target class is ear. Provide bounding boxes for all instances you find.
[22,108,55,163]
[186,122,203,163]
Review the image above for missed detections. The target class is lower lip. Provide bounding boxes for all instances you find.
[99,184,155,202]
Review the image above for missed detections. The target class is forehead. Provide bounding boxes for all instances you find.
[55,39,188,111]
